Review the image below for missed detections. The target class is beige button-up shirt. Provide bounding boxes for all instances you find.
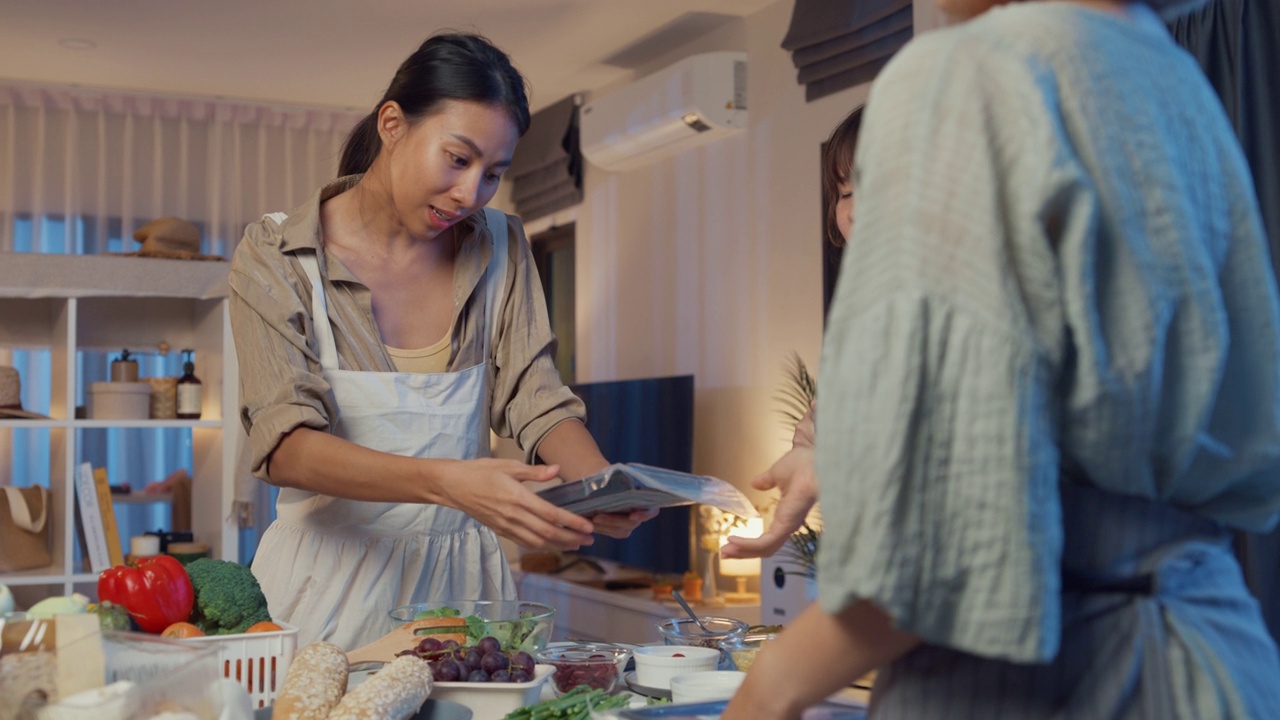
[229,175,584,482]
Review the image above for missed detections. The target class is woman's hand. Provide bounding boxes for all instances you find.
[434,459,597,550]
[721,446,818,559]
[587,507,660,539]
[723,402,819,560]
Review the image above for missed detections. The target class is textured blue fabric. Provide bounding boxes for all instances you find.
[1169,0,1280,650]
[815,2,1280,716]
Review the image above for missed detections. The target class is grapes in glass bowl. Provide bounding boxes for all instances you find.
[534,643,632,696]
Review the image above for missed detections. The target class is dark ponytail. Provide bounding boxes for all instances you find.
[338,114,382,180]
[338,32,531,178]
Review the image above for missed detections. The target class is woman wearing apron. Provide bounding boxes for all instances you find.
[724,0,1280,718]
[228,33,654,651]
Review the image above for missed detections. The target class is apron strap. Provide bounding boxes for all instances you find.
[268,209,340,371]
[293,209,508,373]
[482,208,509,361]
[297,249,341,371]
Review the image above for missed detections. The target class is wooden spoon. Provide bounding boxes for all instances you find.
[345,618,468,667]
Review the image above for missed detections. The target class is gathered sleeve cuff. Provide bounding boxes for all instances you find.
[815,295,1062,663]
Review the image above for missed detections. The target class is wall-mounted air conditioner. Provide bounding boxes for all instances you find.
[580,51,747,173]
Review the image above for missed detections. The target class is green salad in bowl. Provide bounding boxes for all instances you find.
[388,600,555,654]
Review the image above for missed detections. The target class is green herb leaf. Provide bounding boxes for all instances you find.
[413,605,462,620]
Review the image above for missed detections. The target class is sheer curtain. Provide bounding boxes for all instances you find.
[0,81,360,562]
[0,81,361,256]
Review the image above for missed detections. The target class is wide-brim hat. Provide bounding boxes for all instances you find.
[0,366,50,419]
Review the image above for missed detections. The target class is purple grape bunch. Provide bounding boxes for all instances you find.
[401,635,536,683]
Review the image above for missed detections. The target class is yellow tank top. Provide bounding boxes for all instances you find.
[385,333,451,374]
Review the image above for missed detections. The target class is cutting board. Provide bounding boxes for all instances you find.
[345,619,468,667]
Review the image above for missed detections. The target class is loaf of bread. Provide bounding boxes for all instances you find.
[272,641,349,720]
[327,655,433,720]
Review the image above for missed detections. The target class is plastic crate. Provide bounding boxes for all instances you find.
[101,631,223,719]
[183,622,299,709]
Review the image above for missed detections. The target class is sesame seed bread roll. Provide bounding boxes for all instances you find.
[327,655,433,720]
[272,641,349,720]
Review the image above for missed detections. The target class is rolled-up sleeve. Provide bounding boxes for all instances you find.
[229,221,335,482]
[487,215,585,463]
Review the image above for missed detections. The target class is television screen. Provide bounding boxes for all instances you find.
[568,374,694,575]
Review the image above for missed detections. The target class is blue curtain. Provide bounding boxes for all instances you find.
[1168,0,1280,644]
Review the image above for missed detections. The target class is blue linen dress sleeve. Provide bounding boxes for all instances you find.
[813,31,1094,663]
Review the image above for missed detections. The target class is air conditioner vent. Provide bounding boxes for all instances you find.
[581,52,748,172]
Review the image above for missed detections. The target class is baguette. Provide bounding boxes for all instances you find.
[271,641,348,720]
[327,655,433,720]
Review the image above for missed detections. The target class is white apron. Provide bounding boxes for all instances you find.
[251,208,518,651]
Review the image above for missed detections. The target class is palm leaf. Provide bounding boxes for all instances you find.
[777,520,821,579]
[775,351,817,431]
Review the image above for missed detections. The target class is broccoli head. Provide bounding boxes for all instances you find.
[185,558,272,635]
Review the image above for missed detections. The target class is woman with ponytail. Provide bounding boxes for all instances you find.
[723,0,1280,717]
[228,32,654,650]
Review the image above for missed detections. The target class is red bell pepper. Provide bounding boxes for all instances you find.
[98,554,195,634]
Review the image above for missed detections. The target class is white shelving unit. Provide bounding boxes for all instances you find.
[0,253,239,603]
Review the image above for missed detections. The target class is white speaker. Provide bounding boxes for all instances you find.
[759,553,817,625]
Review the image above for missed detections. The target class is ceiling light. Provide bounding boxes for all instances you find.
[58,38,97,51]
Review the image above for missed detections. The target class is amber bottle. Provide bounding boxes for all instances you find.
[175,349,203,419]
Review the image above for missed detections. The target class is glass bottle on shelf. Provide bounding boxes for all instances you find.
[176,349,203,419]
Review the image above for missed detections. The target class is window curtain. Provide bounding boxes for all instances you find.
[0,82,360,562]
[781,0,913,102]
[507,95,583,223]
[0,82,361,257]
[1167,0,1280,644]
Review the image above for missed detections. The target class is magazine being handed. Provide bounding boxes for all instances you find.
[537,463,758,519]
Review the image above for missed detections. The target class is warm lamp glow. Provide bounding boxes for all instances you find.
[719,517,764,603]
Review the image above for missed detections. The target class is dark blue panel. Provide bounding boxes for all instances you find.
[566,375,695,575]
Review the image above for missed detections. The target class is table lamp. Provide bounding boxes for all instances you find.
[719,517,764,603]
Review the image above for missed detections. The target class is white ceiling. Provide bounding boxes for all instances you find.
[1,0,777,113]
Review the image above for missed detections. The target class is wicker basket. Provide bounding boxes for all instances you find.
[148,376,178,419]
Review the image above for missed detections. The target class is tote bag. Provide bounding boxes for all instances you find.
[0,485,52,571]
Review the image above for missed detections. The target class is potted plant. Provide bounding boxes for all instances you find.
[758,353,822,619]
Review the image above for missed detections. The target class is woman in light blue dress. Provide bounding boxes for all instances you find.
[724,0,1280,717]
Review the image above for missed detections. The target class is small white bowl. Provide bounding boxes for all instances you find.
[669,670,747,704]
[632,645,720,690]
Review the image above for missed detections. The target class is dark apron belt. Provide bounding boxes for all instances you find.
[1058,472,1226,598]
[1062,570,1155,595]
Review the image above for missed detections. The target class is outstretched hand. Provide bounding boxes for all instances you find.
[437,459,596,551]
[721,446,818,560]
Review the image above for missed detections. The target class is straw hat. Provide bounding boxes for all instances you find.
[0,366,50,419]
[121,217,224,261]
